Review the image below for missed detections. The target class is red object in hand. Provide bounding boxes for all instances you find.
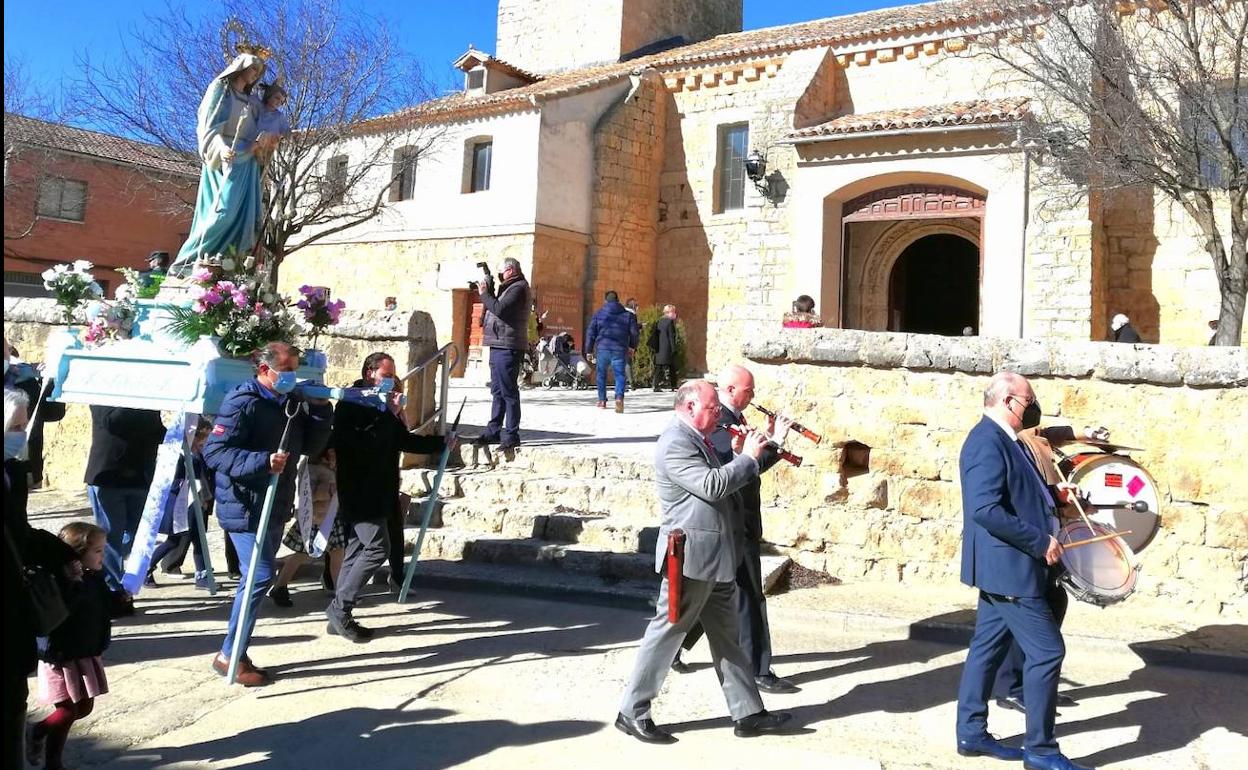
[725,425,803,467]
[666,530,686,623]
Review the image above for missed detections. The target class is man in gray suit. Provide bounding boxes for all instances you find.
[616,380,793,743]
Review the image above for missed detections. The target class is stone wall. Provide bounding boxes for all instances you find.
[743,328,1247,617]
[587,72,666,310]
[2,298,439,488]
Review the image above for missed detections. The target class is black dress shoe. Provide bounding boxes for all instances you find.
[734,710,793,737]
[614,713,676,744]
[670,658,692,674]
[957,733,1025,761]
[996,695,1026,713]
[1056,693,1078,707]
[754,673,800,694]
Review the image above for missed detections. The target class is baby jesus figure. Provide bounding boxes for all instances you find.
[252,82,290,166]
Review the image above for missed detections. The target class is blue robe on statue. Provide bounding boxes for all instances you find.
[173,66,264,276]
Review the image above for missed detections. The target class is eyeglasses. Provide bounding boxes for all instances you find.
[1007,393,1035,407]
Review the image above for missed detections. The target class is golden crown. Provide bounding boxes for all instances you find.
[235,43,274,60]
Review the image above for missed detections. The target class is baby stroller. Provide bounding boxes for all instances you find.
[541,332,590,389]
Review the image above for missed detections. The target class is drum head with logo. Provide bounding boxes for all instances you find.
[1065,453,1161,552]
[1058,520,1138,606]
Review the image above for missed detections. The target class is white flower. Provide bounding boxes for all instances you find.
[53,264,69,275]
[41,268,57,282]
[222,258,236,271]
[243,256,256,271]
[114,284,136,301]
[72,259,94,273]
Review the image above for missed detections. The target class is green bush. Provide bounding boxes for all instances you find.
[631,305,687,386]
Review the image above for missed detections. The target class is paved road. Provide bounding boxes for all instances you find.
[28,574,1245,770]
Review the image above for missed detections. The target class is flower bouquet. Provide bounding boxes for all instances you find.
[163,252,303,358]
[116,266,165,299]
[41,260,103,324]
[295,285,346,351]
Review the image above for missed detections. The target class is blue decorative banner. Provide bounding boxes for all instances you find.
[122,413,193,595]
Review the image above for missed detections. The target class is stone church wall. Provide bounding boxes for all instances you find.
[744,328,1247,617]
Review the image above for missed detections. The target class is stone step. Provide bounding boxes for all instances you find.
[445,443,657,483]
[402,469,660,523]
[426,500,659,554]
[390,559,657,611]
[414,527,660,584]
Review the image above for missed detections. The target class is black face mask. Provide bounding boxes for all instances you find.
[1019,399,1042,430]
[497,272,506,283]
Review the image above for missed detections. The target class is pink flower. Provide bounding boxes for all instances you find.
[191,267,213,283]
[232,289,249,308]
[202,290,223,306]
[192,300,207,313]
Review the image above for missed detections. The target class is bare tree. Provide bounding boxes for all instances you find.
[75,0,442,277]
[978,0,1246,344]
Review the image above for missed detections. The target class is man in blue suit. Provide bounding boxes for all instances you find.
[955,372,1092,770]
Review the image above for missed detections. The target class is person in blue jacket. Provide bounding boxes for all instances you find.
[202,342,332,686]
[954,371,1091,770]
[584,290,639,413]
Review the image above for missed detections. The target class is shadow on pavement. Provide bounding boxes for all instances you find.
[1057,625,1248,767]
[81,707,601,769]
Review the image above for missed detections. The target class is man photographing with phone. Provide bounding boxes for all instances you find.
[475,258,531,451]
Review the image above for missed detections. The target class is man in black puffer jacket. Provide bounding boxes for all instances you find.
[326,352,446,642]
[476,257,530,450]
[202,342,332,686]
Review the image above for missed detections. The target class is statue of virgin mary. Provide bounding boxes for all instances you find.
[170,52,268,277]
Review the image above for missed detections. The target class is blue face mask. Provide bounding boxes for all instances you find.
[272,370,298,395]
[4,431,28,460]
[378,377,397,393]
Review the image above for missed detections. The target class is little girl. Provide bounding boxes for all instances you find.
[27,522,112,770]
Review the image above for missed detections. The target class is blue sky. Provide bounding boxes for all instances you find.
[5,1,910,97]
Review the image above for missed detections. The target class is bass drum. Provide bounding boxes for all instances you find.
[1060,452,1161,552]
[1057,520,1139,607]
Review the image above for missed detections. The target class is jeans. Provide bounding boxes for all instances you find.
[595,349,628,401]
[87,485,149,591]
[221,528,281,660]
[485,347,522,445]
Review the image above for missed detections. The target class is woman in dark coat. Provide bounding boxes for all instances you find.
[4,388,76,770]
[651,304,680,392]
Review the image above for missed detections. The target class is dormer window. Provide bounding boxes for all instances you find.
[453,47,539,96]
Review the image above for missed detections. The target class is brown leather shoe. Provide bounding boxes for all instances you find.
[211,653,273,687]
[615,399,624,413]
[597,400,607,409]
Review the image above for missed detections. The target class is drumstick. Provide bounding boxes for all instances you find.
[1049,454,1098,532]
[1063,530,1132,550]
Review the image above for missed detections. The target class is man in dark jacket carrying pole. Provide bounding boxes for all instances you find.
[476,257,530,451]
[203,342,332,686]
[586,290,640,413]
[327,352,445,643]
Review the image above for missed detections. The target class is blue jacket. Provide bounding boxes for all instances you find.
[958,416,1055,598]
[202,380,333,534]
[585,301,639,354]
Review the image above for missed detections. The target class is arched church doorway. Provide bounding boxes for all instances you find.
[886,234,979,334]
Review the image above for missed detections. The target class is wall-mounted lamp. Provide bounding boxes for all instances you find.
[744,149,769,197]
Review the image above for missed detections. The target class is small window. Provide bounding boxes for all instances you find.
[1189,85,1247,189]
[37,178,87,221]
[716,123,749,212]
[325,155,348,204]
[469,140,492,193]
[466,69,485,90]
[389,146,419,202]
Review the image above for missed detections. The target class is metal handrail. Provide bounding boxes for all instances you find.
[401,342,460,435]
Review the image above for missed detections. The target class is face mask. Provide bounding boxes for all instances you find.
[1019,399,1042,430]
[4,431,28,460]
[497,271,506,283]
[272,370,298,395]
[377,377,397,392]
